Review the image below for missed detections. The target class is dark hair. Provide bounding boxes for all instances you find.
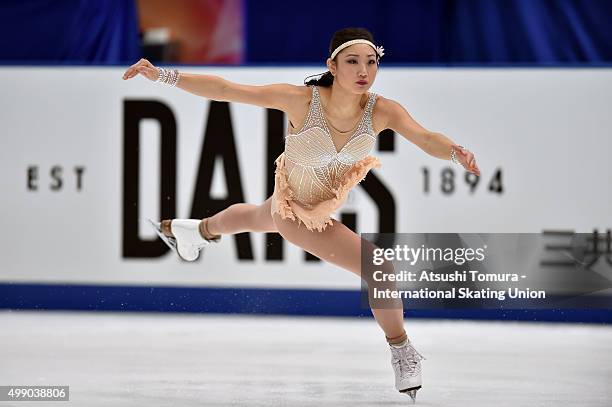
[304,27,379,87]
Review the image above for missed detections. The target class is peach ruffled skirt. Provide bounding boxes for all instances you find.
[270,153,381,232]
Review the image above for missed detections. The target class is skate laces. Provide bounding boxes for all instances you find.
[392,343,425,378]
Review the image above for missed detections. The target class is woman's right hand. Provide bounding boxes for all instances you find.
[122,58,159,81]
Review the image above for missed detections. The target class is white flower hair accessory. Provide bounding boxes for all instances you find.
[330,39,386,60]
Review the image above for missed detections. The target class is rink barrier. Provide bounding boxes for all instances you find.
[0,283,610,323]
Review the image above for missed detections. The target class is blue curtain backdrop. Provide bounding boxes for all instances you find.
[0,0,611,64]
[246,0,612,64]
[0,0,140,64]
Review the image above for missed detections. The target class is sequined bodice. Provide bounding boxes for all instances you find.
[283,85,378,207]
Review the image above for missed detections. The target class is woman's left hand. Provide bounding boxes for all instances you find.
[455,146,481,176]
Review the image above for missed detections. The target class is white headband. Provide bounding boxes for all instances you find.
[330,39,385,60]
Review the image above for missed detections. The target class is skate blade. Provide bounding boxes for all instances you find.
[147,219,184,260]
[399,386,421,404]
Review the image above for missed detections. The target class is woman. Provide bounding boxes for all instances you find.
[123,27,479,402]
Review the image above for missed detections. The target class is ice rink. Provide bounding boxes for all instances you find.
[1,310,611,406]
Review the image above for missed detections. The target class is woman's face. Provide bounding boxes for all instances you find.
[327,43,378,94]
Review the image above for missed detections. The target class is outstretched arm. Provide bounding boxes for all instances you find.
[122,58,301,112]
[380,97,480,176]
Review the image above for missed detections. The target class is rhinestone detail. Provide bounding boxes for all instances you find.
[283,86,378,206]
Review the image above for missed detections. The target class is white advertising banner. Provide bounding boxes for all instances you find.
[1,67,610,290]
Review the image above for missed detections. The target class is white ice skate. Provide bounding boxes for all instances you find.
[148,219,221,261]
[390,340,426,403]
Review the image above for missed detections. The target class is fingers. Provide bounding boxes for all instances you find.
[122,64,140,80]
[469,156,480,175]
[122,58,155,80]
[463,163,480,176]
[461,149,480,176]
[469,160,480,176]
[468,162,480,176]
[122,60,141,79]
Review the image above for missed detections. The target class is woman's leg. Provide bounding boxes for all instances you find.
[271,213,405,340]
[161,196,277,238]
[206,196,277,235]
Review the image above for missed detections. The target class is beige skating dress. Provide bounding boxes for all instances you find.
[271,85,381,232]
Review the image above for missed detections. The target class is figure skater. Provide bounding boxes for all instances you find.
[122,27,480,402]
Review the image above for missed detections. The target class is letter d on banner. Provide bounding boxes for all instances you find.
[122,100,177,258]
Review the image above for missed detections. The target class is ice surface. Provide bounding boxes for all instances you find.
[1,310,611,406]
